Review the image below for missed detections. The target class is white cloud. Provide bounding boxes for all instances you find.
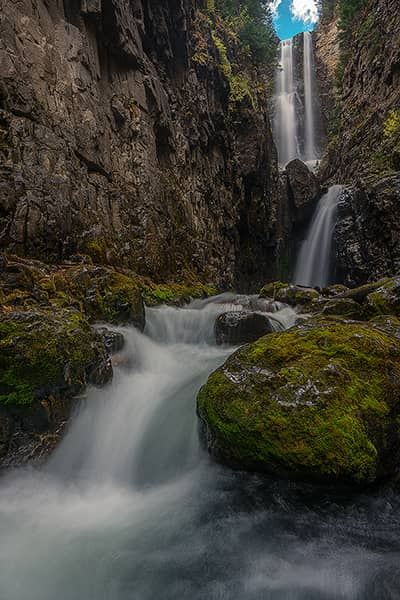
[269,0,283,18]
[290,0,319,24]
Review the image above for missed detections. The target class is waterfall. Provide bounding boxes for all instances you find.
[303,32,317,162]
[273,33,321,166]
[274,39,299,165]
[294,185,344,288]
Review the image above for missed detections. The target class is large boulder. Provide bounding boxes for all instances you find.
[198,318,400,486]
[285,159,320,224]
[0,307,112,465]
[215,311,274,345]
[260,282,321,307]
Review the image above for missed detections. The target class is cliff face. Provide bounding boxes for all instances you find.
[313,0,400,285]
[0,0,281,289]
[316,0,400,183]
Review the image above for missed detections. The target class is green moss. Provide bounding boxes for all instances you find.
[0,309,100,406]
[198,319,400,484]
[259,281,288,299]
[85,239,108,264]
[141,280,217,306]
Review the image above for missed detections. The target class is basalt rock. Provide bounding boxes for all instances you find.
[0,307,112,466]
[284,159,320,225]
[215,311,273,345]
[198,318,400,485]
[0,0,282,290]
[334,177,400,286]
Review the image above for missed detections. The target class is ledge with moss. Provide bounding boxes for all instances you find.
[197,317,400,485]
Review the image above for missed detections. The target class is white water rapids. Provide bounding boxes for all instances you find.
[0,296,399,599]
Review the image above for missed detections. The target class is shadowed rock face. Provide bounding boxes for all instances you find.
[215,311,273,345]
[0,0,283,290]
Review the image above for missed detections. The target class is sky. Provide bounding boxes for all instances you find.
[269,0,319,40]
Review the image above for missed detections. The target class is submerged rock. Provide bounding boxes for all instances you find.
[215,311,274,345]
[198,318,400,486]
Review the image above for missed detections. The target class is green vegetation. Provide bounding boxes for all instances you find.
[141,279,217,306]
[193,0,277,111]
[0,309,102,406]
[370,109,400,176]
[198,318,400,484]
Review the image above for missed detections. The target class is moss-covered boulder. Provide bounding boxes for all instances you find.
[259,281,288,300]
[365,277,400,316]
[0,307,113,464]
[0,308,112,407]
[260,282,320,307]
[321,298,365,320]
[197,319,400,485]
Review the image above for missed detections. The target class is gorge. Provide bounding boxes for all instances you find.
[1,0,400,598]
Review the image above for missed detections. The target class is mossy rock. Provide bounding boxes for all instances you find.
[365,277,400,316]
[322,284,349,297]
[141,280,217,306]
[275,284,321,306]
[0,308,112,406]
[197,318,400,485]
[342,278,392,303]
[321,298,366,320]
[259,281,288,300]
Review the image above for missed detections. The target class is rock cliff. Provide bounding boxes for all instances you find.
[314,0,400,285]
[0,0,281,290]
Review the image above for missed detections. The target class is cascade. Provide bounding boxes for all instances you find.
[274,38,299,165]
[303,32,318,161]
[294,185,344,287]
[273,32,321,166]
[0,297,397,597]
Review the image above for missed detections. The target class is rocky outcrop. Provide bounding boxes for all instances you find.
[0,0,281,290]
[0,307,112,466]
[215,311,273,345]
[334,176,400,286]
[198,316,400,485]
[284,159,320,224]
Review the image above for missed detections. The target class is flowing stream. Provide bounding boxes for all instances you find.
[294,185,344,288]
[1,295,400,599]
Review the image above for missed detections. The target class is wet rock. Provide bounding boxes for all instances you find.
[97,327,125,354]
[321,298,365,320]
[215,311,273,345]
[198,318,400,485]
[285,159,321,224]
[0,307,112,465]
[365,277,400,316]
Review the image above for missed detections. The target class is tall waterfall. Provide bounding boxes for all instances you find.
[294,185,344,288]
[274,38,299,165]
[303,32,317,161]
[273,33,321,166]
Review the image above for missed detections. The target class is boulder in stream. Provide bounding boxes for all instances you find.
[198,317,400,486]
[215,311,274,345]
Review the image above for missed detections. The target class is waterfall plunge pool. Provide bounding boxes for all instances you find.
[0,296,399,600]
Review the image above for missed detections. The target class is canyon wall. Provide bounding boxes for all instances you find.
[0,0,282,289]
[314,0,400,285]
